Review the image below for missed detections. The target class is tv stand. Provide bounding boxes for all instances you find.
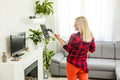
[11,53,25,61]
[13,52,25,57]
[11,57,21,61]
[16,53,25,56]
[0,47,43,80]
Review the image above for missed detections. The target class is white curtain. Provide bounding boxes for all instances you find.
[55,0,117,41]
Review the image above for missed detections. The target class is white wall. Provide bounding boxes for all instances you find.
[0,0,42,59]
[0,0,56,60]
[115,0,120,41]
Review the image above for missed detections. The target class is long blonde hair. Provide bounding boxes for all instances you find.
[75,16,93,42]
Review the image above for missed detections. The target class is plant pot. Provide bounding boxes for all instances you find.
[32,16,46,24]
[43,69,49,79]
[35,14,45,18]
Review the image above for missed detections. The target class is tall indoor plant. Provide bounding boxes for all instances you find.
[29,28,55,78]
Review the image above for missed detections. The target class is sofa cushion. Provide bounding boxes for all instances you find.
[61,36,69,57]
[89,41,102,58]
[59,57,116,71]
[89,41,115,59]
[102,41,115,59]
[51,52,64,63]
[60,57,67,68]
[115,41,120,60]
[88,58,116,71]
[61,48,69,57]
[89,70,115,79]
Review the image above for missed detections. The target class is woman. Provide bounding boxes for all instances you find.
[54,16,96,80]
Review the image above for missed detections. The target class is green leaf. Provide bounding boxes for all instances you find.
[43,48,55,70]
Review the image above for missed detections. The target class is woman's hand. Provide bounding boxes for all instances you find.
[54,34,60,40]
[54,34,66,46]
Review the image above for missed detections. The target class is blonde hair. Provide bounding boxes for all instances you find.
[75,16,93,42]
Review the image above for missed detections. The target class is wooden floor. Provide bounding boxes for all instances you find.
[43,72,104,80]
[44,77,102,80]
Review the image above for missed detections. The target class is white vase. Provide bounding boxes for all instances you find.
[32,15,46,24]
[35,14,45,18]
[43,69,49,79]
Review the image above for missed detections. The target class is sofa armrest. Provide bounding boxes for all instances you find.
[51,52,64,63]
[116,66,120,80]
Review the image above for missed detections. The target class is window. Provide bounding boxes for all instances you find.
[56,0,116,41]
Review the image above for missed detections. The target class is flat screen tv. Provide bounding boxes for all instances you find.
[10,32,26,57]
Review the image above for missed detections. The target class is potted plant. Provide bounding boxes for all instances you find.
[35,0,54,17]
[29,0,53,21]
[29,28,55,79]
[29,29,43,45]
[43,37,55,79]
[43,37,55,69]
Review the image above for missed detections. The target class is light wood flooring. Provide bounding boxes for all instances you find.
[44,77,104,80]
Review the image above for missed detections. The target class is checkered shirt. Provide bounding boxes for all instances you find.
[63,32,96,73]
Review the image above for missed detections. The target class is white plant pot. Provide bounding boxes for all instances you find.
[32,14,45,23]
[32,18,46,24]
[43,69,49,79]
[35,14,45,18]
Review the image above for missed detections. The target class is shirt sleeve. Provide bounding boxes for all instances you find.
[89,38,96,53]
[63,34,75,53]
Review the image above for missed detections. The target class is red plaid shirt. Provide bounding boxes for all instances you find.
[63,32,96,73]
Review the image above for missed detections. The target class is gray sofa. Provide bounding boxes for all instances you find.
[50,40,120,80]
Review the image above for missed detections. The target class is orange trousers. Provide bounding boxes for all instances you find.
[66,62,88,80]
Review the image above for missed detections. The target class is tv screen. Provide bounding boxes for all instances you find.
[10,32,26,57]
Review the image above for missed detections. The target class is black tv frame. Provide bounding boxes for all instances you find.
[10,32,26,57]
